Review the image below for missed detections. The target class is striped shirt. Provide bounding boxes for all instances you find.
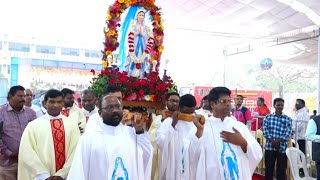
[263,112,292,153]
[0,103,37,166]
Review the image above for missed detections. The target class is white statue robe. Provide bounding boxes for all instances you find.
[192,116,263,180]
[18,113,80,179]
[155,117,197,180]
[67,117,153,180]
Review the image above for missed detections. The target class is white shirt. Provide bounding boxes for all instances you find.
[292,107,310,140]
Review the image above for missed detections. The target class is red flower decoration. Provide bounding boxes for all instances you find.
[138,89,144,96]
[136,63,142,69]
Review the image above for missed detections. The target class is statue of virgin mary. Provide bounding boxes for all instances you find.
[125,10,153,78]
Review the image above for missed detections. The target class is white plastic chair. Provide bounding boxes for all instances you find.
[286,147,316,180]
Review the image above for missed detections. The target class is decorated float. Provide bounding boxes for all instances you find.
[90,0,177,122]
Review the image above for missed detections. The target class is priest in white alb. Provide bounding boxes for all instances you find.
[18,89,80,180]
[67,95,153,180]
[156,94,201,180]
[191,87,262,180]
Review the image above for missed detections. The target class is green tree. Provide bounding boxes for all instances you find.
[249,64,317,98]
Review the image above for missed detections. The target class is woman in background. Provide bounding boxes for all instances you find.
[252,97,270,131]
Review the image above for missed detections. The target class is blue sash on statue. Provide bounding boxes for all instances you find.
[130,35,145,71]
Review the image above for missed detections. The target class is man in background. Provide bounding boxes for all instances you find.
[292,99,309,155]
[149,91,180,180]
[195,95,211,117]
[263,98,292,180]
[311,110,317,119]
[81,89,98,123]
[232,95,252,128]
[60,88,80,117]
[24,88,42,117]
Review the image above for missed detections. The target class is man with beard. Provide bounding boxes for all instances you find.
[67,95,153,179]
[0,85,37,180]
[18,89,80,180]
[61,88,85,133]
[232,95,252,127]
[60,88,80,117]
[148,92,180,180]
[156,94,202,180]
[85,85,131,132]
[192,87,262,180]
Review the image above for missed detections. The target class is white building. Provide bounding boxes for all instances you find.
[0,34,103,90]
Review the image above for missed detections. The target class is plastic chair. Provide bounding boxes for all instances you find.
[286,147,316,180]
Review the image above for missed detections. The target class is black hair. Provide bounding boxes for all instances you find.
[82,89,97,98]
[208,87,231,104]
[7,85,25,100]
[61,88,74,97]
[137,11,145,15]
[103,85,121,95]
[179,94,196,108]
[257,97,267,106]
[44,89,64,102]
[166,92,180,100]
[313,110,317,114]
[273,98,284,106]
[296,99,305,106]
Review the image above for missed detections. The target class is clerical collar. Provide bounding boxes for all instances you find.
[45,113,63,120]
[99,119,123,135]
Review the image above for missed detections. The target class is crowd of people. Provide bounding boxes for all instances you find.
[0,85,319,180]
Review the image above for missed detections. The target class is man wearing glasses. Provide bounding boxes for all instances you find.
[149,92,180,180]
[156,94,202,180]
[68,95,153,179]
[191,87,262,180]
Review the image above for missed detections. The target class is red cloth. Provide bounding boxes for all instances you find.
[50,119,66,172]
[61,109,70,117]
[251,105,270,131]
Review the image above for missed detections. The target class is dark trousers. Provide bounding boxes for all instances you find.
[317,162,320,180]
[265,150,287,180]
[298,139,306,155]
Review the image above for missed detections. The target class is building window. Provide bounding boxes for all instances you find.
[36,45,56,54]
[85,50,101,58]
[61,47,80,56]
[8,42,30,52]
[0,41,2,50]
[7,65,10,74]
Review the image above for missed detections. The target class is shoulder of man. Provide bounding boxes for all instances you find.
[241,106,248,112]
[313,115,320,122]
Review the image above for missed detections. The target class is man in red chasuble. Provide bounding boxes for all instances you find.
[18,89,80,179]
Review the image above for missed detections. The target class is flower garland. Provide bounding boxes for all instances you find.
[102,0,165,71]
[127,31,154,69]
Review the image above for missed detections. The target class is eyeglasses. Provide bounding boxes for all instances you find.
[168,99,179,104]
[101,104,123,111]
[216,99,232,104]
